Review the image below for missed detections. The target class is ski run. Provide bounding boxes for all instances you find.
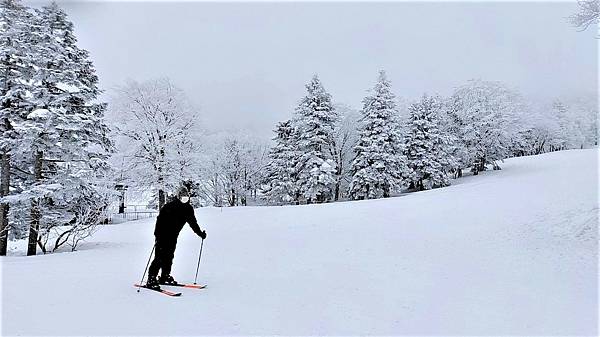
[2,148,597,335]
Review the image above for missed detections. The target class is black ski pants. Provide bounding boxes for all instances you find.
[148,239,177,278]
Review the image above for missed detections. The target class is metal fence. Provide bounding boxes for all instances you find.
[107,204,158,223]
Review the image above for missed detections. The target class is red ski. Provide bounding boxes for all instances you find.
[134,284,182,297]
[162,283,207,289]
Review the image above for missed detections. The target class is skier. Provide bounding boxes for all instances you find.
[145,186,207,290]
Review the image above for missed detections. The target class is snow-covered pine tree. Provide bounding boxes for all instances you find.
[349,70,407,199]
[263,120,300,204]
[404,94,455,190]
[0,0,39,255]
[10,1,113,255]
[293,75,337,204]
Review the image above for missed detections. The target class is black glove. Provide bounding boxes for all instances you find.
[199,230,207,240]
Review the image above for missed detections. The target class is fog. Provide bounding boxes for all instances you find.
[39,1,598,135]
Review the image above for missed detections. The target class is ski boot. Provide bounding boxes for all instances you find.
[159,274,179,286]
[145,275,161,290]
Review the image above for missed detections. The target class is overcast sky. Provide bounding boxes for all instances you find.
[33,1,598,135]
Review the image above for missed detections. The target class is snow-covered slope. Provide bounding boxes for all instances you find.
[2,149,598,335]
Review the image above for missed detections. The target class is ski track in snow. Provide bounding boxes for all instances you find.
[1,149,598,335]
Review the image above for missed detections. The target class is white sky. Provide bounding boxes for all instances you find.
[31,1,599,135]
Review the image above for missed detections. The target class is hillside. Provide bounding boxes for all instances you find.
[2,149,597,335]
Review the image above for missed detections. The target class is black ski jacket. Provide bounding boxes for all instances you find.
[154,199,203,242]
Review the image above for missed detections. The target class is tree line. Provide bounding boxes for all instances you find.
[261,72,597,204]
[103,75,597,209]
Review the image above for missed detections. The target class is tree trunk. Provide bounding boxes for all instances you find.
[157,147,166,210]
[213,174,219,206]
[158,189,165,210]
[383,183,390,198]
[230,188,236,207]
[27,150,43,256]
[334,159,342,201]
[537,140,546,154]
[478,157,486,172]
[0,151,10,256]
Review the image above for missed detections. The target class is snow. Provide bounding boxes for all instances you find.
[2,149,597,335]
[56,82,81,94]
[26,108,50,119]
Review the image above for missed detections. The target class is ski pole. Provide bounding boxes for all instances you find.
[137,244,155,293]
[194,238,204,285]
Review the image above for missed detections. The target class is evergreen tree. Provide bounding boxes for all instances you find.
[0,0,38,255]
[263,120,300,204]
[294,75,337,203]
[2,1,113,255]
[349,71,407,199]
[404,94,455,190]
[35,3,111,255]
[31,1,110,158]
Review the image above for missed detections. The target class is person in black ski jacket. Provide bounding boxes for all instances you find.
[146,186,206,289]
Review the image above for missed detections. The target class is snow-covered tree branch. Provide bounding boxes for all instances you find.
[107,78,201,210]
[569,0,599,33]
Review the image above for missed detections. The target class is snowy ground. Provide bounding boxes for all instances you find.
[2,149,598,336]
